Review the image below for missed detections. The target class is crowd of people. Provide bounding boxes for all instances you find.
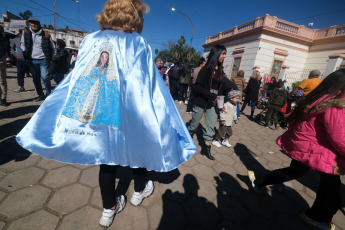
[0,19,78,106]
[1,0,343,229]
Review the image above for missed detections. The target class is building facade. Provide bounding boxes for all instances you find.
[203,14,345,85]
[1,11,87,51]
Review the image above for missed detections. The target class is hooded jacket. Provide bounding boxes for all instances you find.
[268,88,287,107]
[277,97,345,175]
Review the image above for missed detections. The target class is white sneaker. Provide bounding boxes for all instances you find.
[212,140,222,147]
[130,180,154,206]
[221,139,231,148]
[179,101,183,104]
[184,100,188,105]
[99,195,126,227]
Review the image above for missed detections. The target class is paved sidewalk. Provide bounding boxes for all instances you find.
[0,66,344,230]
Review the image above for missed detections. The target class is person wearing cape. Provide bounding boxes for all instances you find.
[16,0,196,227]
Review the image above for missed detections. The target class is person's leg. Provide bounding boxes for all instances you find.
[255,159,309,188]
[133,168,148,192]
[305,172,341,223]
[99,164,118,209]
[240,101,247,112]
[250,100,256,116]
[16,59,26,89]
[177,83,183,102]
[272,106,279,126]
[203,106,218,143]
[183,84,189,101]
[186,86,195,112]
[236,101,240,118]
[188,105,204,132]
[39,60,51,95]
[30,60,44,97]
[54,73,64,85]
[214,126,225,142]
[0,62,7,100]
[265,106,274,126]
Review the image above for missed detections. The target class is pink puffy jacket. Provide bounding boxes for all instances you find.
[277,97,345,175]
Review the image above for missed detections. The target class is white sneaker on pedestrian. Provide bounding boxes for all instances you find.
[178,101,183,104]
[184,100,188,105]
[212,140,222,147]
[130,180,154,206]
[221,139,231,148]
[99,195,126,227]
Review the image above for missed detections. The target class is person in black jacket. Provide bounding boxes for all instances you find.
[51,39,68,84]
[168,61,181,100]
[187,45,228,160]
[240,70,262,117]
[0,25,10,106]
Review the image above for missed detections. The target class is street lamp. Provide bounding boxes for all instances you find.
[171,8,194,61]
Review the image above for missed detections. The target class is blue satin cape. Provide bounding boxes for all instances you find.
[16,30,196,172]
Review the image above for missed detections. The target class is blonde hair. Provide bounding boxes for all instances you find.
[250,70,261,80]
[97,0,150,33]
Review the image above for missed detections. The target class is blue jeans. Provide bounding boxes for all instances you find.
[29,59,51,96]
[240,101,256,116]
[236,101,240,118]
[54,73,64,85]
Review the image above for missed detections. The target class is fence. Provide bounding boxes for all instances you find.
[283,69,322,86]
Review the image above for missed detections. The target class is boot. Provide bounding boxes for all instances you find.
[203,145,215,160]
[0,99,10,106]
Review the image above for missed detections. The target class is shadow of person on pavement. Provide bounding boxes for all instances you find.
[0,118,32,166]
[215,172,313,230]
[157,174,220,230]
[0,105,39,119]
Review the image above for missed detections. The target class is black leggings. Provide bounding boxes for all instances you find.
[99,164,148,209]
[255,159,341,223]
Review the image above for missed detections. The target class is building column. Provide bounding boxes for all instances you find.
[323,53,345,79]
[279,65,290,81]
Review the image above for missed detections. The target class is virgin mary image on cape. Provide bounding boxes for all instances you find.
[62,42,120,126]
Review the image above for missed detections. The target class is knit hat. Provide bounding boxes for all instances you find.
[228,90,242,98]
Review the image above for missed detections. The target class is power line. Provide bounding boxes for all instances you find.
[290,8,345,22]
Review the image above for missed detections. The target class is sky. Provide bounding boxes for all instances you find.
[1,0,344,54]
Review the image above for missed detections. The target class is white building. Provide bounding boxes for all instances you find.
[1,11,87,51]
[203,14,345,85]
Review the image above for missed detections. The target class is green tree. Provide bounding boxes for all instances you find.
[155,36,202,66]
[19,10,32,20]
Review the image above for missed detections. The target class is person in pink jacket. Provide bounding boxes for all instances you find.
[248,69,345,230]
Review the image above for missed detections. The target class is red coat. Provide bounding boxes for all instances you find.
[277,96,345,175]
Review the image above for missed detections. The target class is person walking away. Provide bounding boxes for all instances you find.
[248,69,345,230]
[232,70,246,119]
[11,30,28,93]
[0,25,10,106]
[187,45,227,160]
[51,39,68,85]
[240,70,261,117]
[264,81,287,129]
[186,57,206,113]
[16,0,196,228]
[21,18,56,101]
[212,90,241,148]
[290,69,322,97]
[178,62,191,104]
[168,61,181,100]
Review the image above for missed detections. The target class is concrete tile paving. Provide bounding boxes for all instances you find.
[0,67,344,229]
